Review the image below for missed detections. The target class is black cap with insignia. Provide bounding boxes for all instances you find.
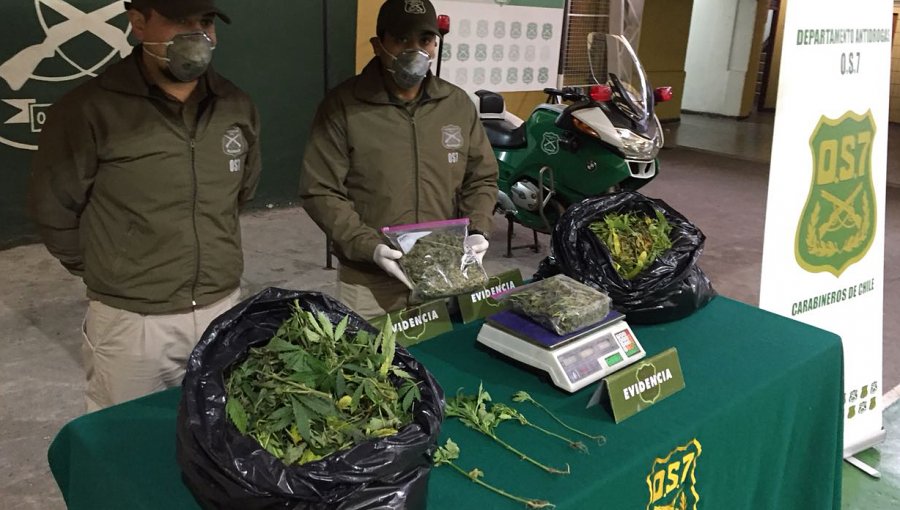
[377,0,439,39]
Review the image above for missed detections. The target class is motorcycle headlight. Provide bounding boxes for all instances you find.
[616,128,659,159]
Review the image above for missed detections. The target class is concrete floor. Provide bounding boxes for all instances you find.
[666,111,776,164]
[2,113,900,508]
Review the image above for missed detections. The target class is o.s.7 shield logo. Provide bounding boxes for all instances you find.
[646,439,702,510]
[795,111,877,276]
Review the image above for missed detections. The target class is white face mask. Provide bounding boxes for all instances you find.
[378,40,434,89]
[144,32,216,82]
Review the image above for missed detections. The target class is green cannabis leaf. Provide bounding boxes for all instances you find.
[225,301,422,465]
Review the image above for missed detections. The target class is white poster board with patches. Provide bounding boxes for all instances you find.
[759,0,891,457]
[432,0,565,93]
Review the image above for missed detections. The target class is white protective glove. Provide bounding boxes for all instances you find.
[373,244,413,289]
[465,234,489,264]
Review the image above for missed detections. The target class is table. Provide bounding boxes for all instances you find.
[48,296,844,509]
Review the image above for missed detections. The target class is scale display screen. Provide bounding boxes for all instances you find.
[558,335,617,383]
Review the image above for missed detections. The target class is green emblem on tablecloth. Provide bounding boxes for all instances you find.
[796,110,877,276]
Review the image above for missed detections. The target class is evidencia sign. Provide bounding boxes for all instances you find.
[841,51,861,75]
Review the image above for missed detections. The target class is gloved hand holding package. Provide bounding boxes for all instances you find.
[382,218,488,300]
[373,244,414,289]
[464,233,489,264]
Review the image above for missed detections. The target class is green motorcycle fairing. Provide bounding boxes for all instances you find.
[495,105,646,233]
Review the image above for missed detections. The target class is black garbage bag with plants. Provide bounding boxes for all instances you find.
[176,288,445,510]
[535,191,716,324]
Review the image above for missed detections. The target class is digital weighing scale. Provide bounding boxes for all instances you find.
[477,310,646,393]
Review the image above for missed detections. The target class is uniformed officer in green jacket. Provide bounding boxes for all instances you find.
[27,0,261,411]
[300,0,499,319]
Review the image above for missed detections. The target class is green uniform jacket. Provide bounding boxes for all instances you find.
[299,58,498,274]
[27,49,261,314]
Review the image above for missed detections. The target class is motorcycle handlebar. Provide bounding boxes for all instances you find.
[543,87,586,103]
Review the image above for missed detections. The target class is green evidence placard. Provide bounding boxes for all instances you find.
[456,269,524,323]
[589,347,685,424]
[369,300,453,348]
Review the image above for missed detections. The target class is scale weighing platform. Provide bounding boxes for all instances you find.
[477,309,646,393]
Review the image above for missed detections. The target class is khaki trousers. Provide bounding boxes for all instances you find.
[81,288,241,412]
[337,264,410,320]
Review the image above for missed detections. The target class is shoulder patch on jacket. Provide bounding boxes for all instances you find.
[222,126,246,157]
[441,124,463,149]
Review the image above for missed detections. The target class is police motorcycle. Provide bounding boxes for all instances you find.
[471,33,671,255]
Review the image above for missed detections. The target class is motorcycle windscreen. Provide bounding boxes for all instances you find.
[587,33,655,132]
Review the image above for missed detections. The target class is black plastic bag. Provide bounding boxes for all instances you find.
[536,191,716,324]
[176,288,445,510]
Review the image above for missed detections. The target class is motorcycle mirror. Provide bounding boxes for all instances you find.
[438,14,450,35]
[589,85,612,102]
[654,86,674,103]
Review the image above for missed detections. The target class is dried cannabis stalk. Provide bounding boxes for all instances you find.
[434,439,556,509]
[512,391,606,445]
[491,403,589,453]
[445,383,571,475]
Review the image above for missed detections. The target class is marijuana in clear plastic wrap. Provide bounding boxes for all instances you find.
[502,275,611,335]
[382,219,488,299]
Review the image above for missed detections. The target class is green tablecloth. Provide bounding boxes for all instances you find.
[48,296,843,509]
